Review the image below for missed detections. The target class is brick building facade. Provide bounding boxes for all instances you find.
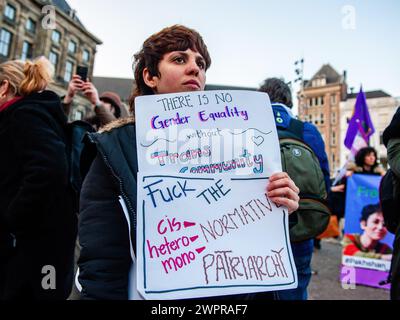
[0,0,102,120]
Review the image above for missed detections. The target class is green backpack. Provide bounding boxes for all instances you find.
[278,118,331,242]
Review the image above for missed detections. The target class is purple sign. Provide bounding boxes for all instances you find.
[342,174,393,290]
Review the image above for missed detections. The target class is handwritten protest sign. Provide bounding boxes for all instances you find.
[133,90,297,299]
[341,174,393,289]
[136,173,297,300]
[135,90,280,176]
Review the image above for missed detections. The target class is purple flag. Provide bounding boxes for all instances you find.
[344,87,375,150]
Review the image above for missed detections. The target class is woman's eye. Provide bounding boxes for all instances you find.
[174,57,185,64]
[197,61,205,69]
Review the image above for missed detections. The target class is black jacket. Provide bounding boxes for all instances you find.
[383,106,400,147]
[78,120,138,300]
[382,106,400,300]
[0,91,77,300]
[78,119,274,300]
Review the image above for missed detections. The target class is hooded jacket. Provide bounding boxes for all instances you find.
[382,106,400,300]
[0,91,77,300]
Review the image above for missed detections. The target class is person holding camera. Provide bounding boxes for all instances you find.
[62,74,129,300]
[62,74,128,130]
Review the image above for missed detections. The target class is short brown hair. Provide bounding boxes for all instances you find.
[129,25,211,114]
[259,77,293,108]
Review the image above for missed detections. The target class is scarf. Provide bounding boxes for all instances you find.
[0,96,23,113]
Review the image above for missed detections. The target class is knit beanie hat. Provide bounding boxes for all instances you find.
[99,91,123,118]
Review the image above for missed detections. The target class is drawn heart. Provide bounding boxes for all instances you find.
[251,135,265,146]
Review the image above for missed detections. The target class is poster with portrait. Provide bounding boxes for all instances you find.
[341,173,394,289]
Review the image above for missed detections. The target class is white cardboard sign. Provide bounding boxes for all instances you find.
[136,173,297,300]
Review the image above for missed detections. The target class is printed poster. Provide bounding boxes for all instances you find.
[341,173,394,289]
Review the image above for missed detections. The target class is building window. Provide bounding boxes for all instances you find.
[331,112,336,124]
[321,96,324,105]
[49,50,58,69]
[332,131,336,145]
[312,97,316,106]
[52,30,61,44]
[26,18,36,33]
[309,114,313,123]
[64,60,74,82]
[0,29,12,57]
[313,78,326,87]
[4,4,16,21]
[320,113,324,125]
[331,94,336,105]
[68,40,77,54]
[82,49,90,62]
[332,154,336,167]
[21,41,33,61]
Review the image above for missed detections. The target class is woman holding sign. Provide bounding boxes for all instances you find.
[77,25,300,300]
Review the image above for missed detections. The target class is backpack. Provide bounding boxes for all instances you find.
[379,169,400,234]
[65,120,96,198]
[277,118,331,242]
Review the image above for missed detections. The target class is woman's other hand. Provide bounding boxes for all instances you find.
[381,254,393,261]
[331,184,345,193]
[63,75,84,104]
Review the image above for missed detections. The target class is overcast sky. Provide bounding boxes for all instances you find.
[67,0,400,100]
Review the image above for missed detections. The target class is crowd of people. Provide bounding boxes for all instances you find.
[0,24,399,301]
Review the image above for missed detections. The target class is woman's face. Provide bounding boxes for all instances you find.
[0,80,12,105]
[364,152,376,167]
[144,48,206,94]
[361,212,388,241]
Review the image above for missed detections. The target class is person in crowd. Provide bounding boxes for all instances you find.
[382,107,400,299]
[77,25,300,300]
[348,147,386,176]
[342,203,392,260]
[258,77,330,300]
[329,147,385,239]
[63,78,129,300]
[0,57,77,300]
[62,75,128,130]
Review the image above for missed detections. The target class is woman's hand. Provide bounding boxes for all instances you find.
[331,184,345,193]
[63,75,84,104]
[266,172,300,214]
[381,254,392,261]
[345,170,353,177]
[82,81,101,106]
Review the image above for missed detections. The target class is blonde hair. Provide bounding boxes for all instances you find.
[0,56,54,97]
